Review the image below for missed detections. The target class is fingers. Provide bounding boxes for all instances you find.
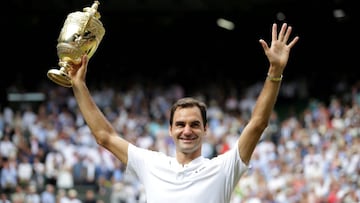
[82,54,89,68]
[272,23,277,42]
[262,22,299,51]
[278,23,299,46]
[259,39,269,51]
[282,24,299,48]
[278,23,287,42]
[288,36,300,48]
[283,25,292,43]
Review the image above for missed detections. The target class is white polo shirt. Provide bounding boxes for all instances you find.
[126,142,248,203]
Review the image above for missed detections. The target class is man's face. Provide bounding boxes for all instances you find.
[169,106,206,155]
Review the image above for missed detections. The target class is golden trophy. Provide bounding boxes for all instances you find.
[47,1,105,87]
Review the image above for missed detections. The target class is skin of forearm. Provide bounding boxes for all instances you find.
[238,68,282,164]
[72,82,116,145]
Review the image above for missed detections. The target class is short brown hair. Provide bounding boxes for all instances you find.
[169,97,207,127]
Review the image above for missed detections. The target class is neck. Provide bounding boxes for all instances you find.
[176,151,201,165]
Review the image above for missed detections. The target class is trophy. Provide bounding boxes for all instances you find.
[47,1,105,87]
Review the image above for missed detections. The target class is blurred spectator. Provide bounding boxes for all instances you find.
[32,156,46,191]
[0,158,17,193]
[83,189,97,203]
[0,134,17,160]
[17,155,33,188]
[10,185,26,203]
[24,185,40,203]
[64,189,82,203]
[40,184,56,203]
[56,189,67,203]
[0,192,11,203]
[56,160,74,190]
[110,182,137,203]
[44,147,63,186]
[72,152,87,185]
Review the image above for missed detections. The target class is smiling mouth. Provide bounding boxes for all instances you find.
[179,137,197,142]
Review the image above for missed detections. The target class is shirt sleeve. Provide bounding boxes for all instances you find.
[125,143,145,181]
[219,140,249,188]
[126,143,163,183]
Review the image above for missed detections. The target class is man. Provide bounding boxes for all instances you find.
[68,23,299,203]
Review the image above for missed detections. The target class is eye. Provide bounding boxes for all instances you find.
[191,122,201,128]
[175,122,185,128]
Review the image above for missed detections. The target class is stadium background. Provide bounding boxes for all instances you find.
[1,0,359,102]
[0,0,359,202]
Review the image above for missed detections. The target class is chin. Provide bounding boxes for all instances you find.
[179,144,200,154]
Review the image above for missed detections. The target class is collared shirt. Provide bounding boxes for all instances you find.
[126,141,248,203]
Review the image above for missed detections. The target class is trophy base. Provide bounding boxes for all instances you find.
[47,69,72,87]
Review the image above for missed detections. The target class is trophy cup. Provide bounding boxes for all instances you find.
[47,1,105,87]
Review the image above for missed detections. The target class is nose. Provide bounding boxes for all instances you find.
[183,124,192,135]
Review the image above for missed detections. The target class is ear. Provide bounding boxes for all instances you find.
[204,124,208,135]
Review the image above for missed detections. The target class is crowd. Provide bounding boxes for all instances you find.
[0,78,359,203]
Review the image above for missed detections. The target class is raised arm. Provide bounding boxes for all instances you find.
[68,55,129,164]
[238,23,299,164]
